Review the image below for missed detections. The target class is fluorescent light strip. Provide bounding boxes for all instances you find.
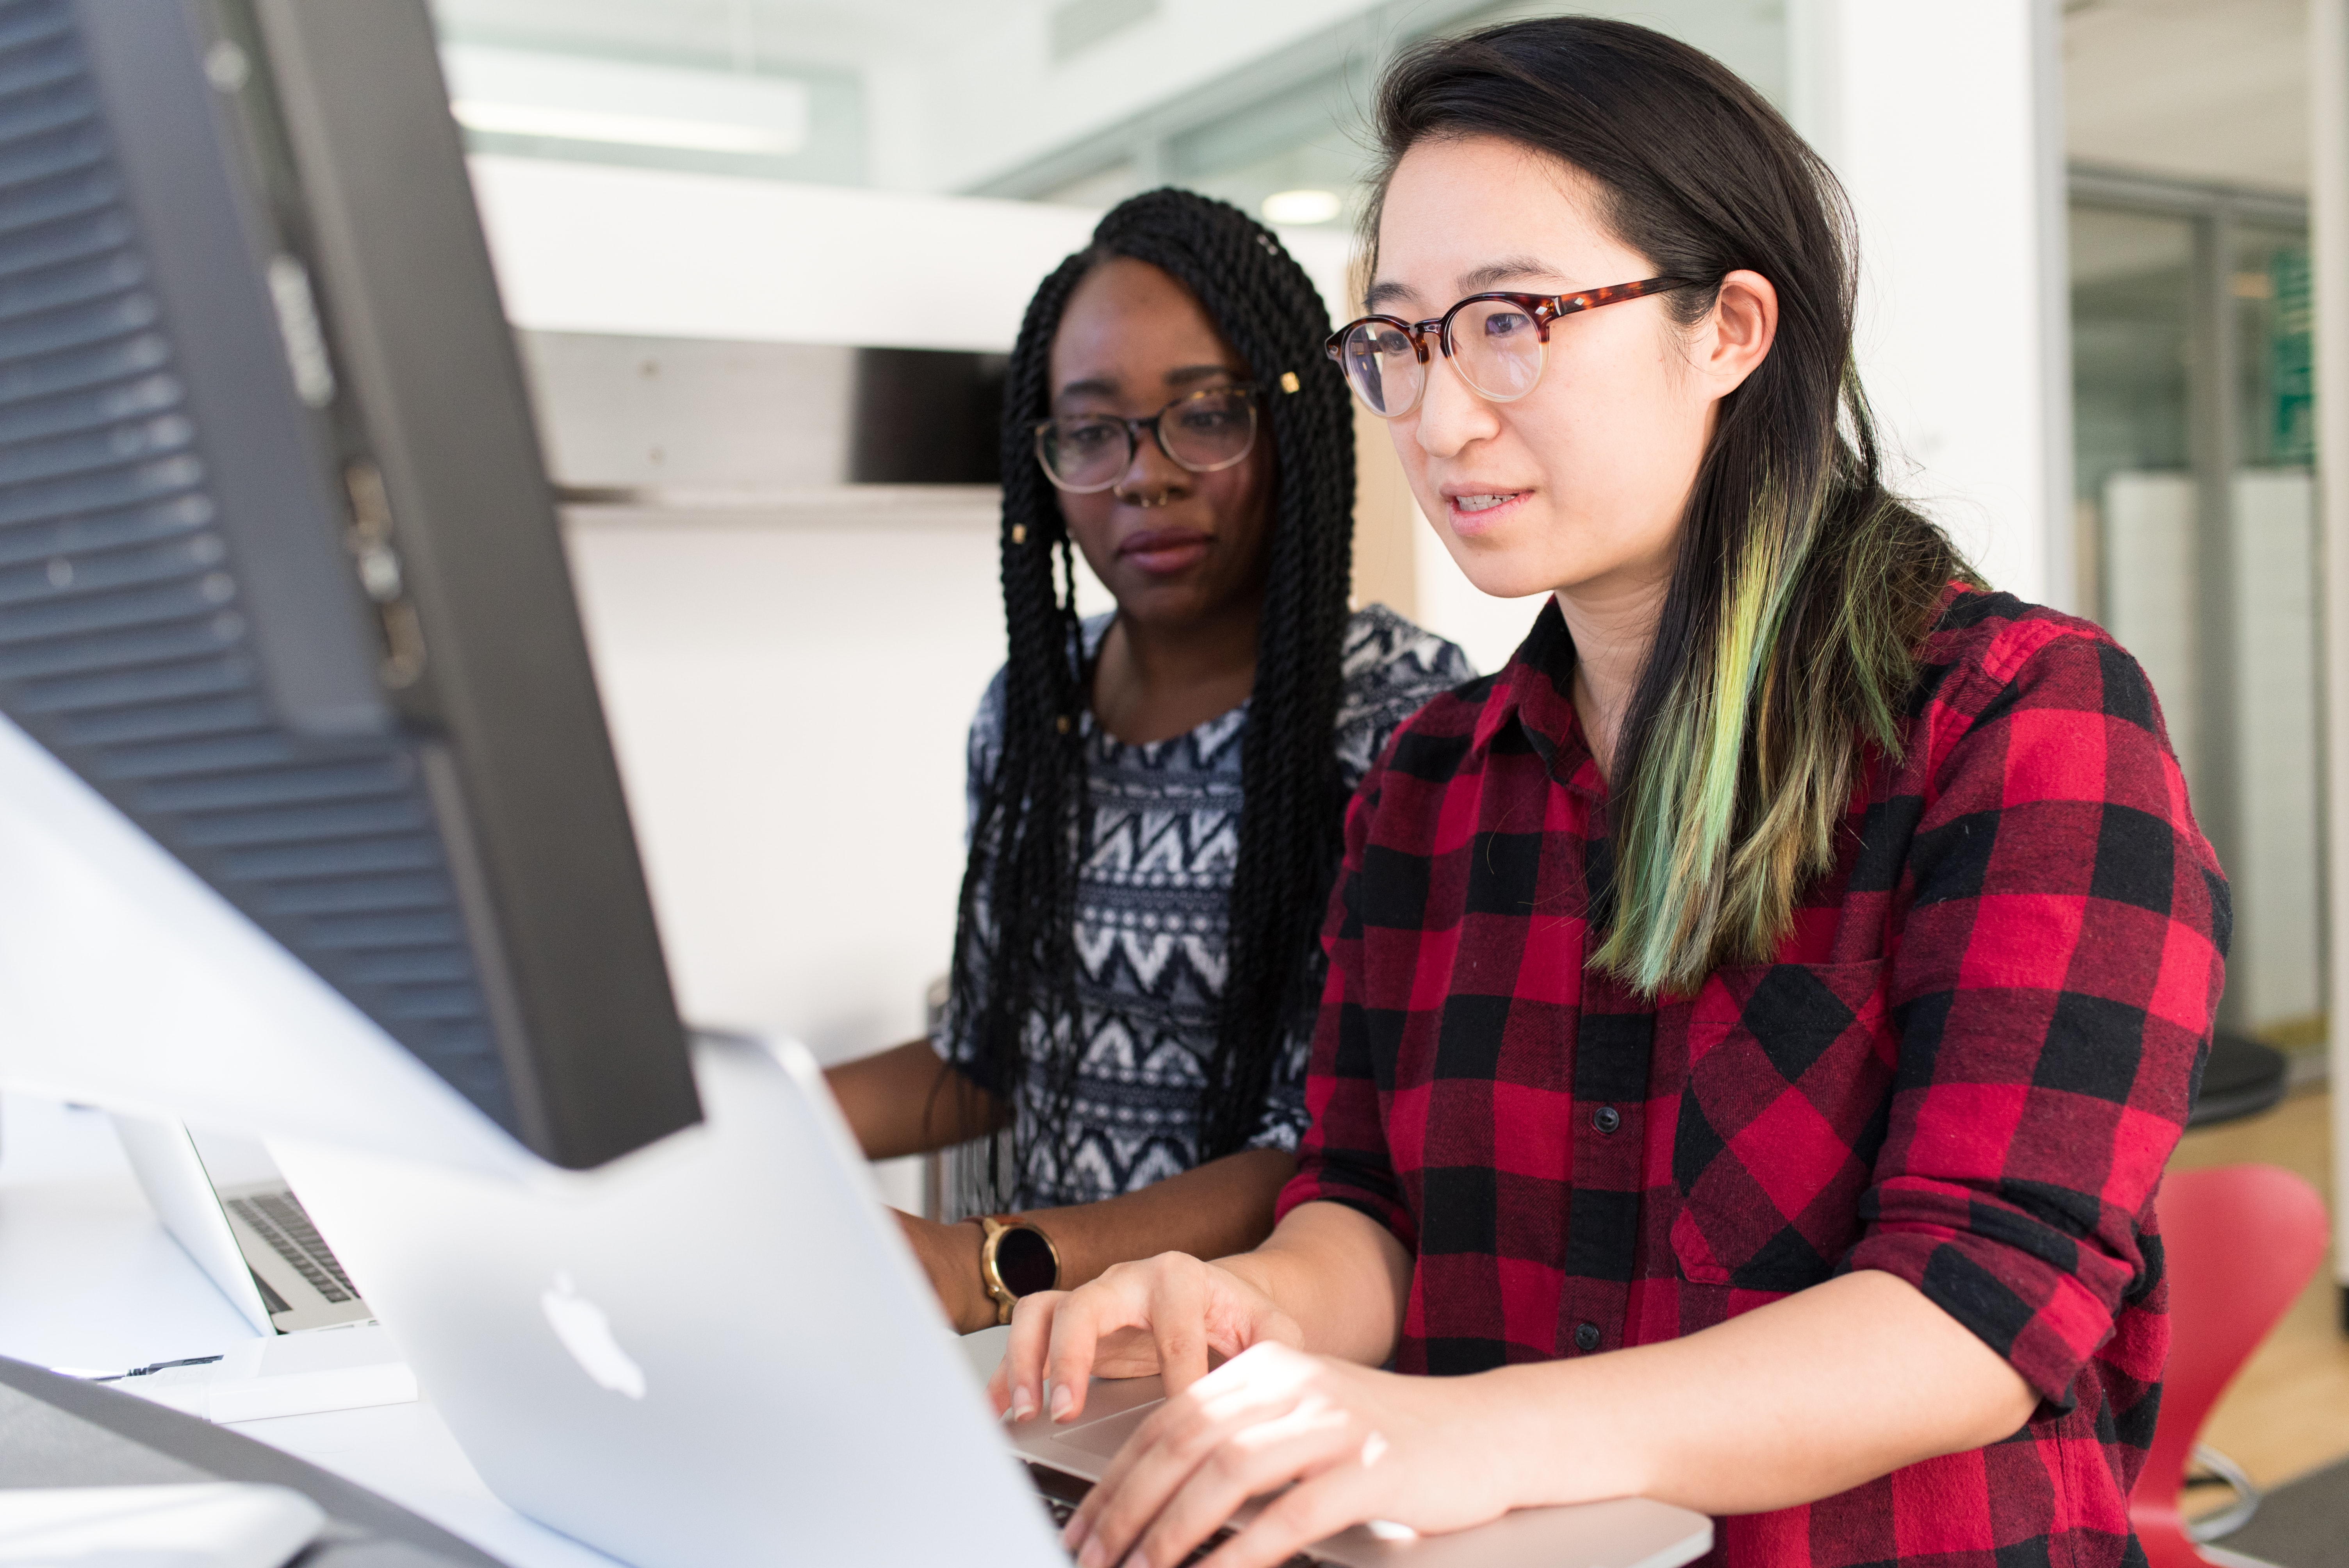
[450,99,803,156]
[1261,189,1342,225]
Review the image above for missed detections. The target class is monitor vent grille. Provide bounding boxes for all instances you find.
[0,4,516,1130]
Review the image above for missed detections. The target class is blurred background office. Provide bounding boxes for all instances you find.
[418,0,2344,1540]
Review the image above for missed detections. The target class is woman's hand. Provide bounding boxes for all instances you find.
[1059,1342,1517,1568]
[986,1251,1301,1424]
[892,1211,994,1335]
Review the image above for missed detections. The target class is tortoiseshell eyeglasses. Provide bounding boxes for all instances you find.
[1324,276,1695,418]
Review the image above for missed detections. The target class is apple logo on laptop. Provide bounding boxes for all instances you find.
[540,1272,647,1400]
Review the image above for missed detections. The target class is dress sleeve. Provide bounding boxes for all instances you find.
[930,667,1010,1081]
[1274,757,1416,1247]
[1331,615,1476,794]
[1843,624,2227,1407]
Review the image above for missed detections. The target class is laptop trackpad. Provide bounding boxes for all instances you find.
[1051,1400,1163,1460]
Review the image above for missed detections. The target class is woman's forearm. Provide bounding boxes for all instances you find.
[1027,1148,1296,1290]
[1478,1269,2039,1516]
[823,1038,1002,1160]
[897,1148,1304,1335]
[1220,1200,1413,1365]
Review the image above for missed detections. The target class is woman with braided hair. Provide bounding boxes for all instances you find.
[826,190,1470,1335]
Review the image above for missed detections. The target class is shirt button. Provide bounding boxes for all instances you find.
[1574,1322,1602,1353]
[1592,1106,1622,1135]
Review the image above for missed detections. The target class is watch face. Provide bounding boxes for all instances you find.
[994,1225,1057,1297]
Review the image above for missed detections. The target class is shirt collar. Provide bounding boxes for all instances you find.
[1474,596,1605,796]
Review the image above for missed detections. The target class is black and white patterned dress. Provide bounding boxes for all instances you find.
[935,604,1474,1208]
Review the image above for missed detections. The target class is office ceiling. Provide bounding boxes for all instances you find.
[2064,0,2309,194]
[436,1,2314,206]
[430,0,1001,71]
[423,0,1415,195]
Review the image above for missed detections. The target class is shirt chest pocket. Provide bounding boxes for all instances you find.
[1669,959,1896,1293]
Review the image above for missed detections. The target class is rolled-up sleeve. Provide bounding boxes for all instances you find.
[1845,624,2227,1406]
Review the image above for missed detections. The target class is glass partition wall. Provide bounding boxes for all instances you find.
[2071,171,2320,1058]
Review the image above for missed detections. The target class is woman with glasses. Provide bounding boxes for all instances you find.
[991,20,2223,1568]
[825,190,1470,1335]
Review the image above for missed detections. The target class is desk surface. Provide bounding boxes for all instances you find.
[2,1094,1704,1568]
[0,1092,1019,1568]
[0,1094,627,1568]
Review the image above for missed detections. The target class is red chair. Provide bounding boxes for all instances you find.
[2131,1163,2329,1568]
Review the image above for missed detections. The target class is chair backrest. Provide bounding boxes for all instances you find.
[2130,1162,2328,1568]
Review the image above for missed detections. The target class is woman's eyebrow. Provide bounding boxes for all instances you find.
[1363,257,1565,315]
[1457,256,1568,293]
[1053,376,1118,404]
[1165,362,1242,387]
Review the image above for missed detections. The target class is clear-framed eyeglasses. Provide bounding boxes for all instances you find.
[1324,276,1694,418]
[1032,383,1261,494]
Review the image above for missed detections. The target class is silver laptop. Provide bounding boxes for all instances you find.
[112,1113,374,1336]
[262,1034,1713,1568]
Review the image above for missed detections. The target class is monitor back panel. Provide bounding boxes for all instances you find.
[0,0,696,1167]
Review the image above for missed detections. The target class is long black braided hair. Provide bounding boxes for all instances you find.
[939,189,1357,1208]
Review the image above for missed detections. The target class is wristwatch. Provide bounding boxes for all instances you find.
[975,1215,1060,1326]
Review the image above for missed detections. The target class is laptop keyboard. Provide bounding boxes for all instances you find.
[226,1192,360,1303]
[1025,1464,1318,1566]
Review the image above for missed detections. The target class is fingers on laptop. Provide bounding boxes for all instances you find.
[1148,1259,1213,1396]
[1061,1342,1362,1568]
[1004,1255,1177,1425]
[991,1288,1064,1419]
[996,1253,1289,1427]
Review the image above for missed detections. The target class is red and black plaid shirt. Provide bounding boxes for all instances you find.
[1276,588,2226,1568]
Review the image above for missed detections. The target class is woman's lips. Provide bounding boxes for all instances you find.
[1119,527,1213,575]
[1445,489,1529,536]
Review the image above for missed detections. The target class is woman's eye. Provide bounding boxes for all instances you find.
[1373,331,1411,356]
[1484,312,1533,339]
[1062,421,1119,448]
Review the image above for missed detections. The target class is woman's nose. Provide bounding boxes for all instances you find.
[1412,353,1501,461]
[1118,424,1191,497]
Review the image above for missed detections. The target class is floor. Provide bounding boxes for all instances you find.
[2166,1084,2348,1491]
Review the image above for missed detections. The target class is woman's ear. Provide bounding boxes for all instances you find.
[1694,268,1778,401]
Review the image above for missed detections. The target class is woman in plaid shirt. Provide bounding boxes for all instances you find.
[992,18,2224,1568]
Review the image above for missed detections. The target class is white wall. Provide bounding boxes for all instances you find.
[1789,0,2070,607]
[561,510,1001,1060]
[470,155,1098,350]
[471,152,1359,348]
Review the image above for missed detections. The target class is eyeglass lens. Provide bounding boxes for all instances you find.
[1036,387,1256,492]
[1336,298,1548,415]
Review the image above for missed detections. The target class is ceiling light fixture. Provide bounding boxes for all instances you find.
[449,100,799,155]
[1261,189,1342,225]
[440,45,809,159]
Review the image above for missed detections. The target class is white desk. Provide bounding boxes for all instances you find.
[1,1095,1708,1568]
[0,1092,1014,1568]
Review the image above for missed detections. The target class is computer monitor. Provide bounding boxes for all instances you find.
[0,0,698,1171]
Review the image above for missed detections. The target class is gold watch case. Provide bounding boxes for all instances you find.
[976,1215,1060,1326]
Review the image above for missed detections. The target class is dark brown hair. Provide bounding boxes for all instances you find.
[1364,19,1975,994]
